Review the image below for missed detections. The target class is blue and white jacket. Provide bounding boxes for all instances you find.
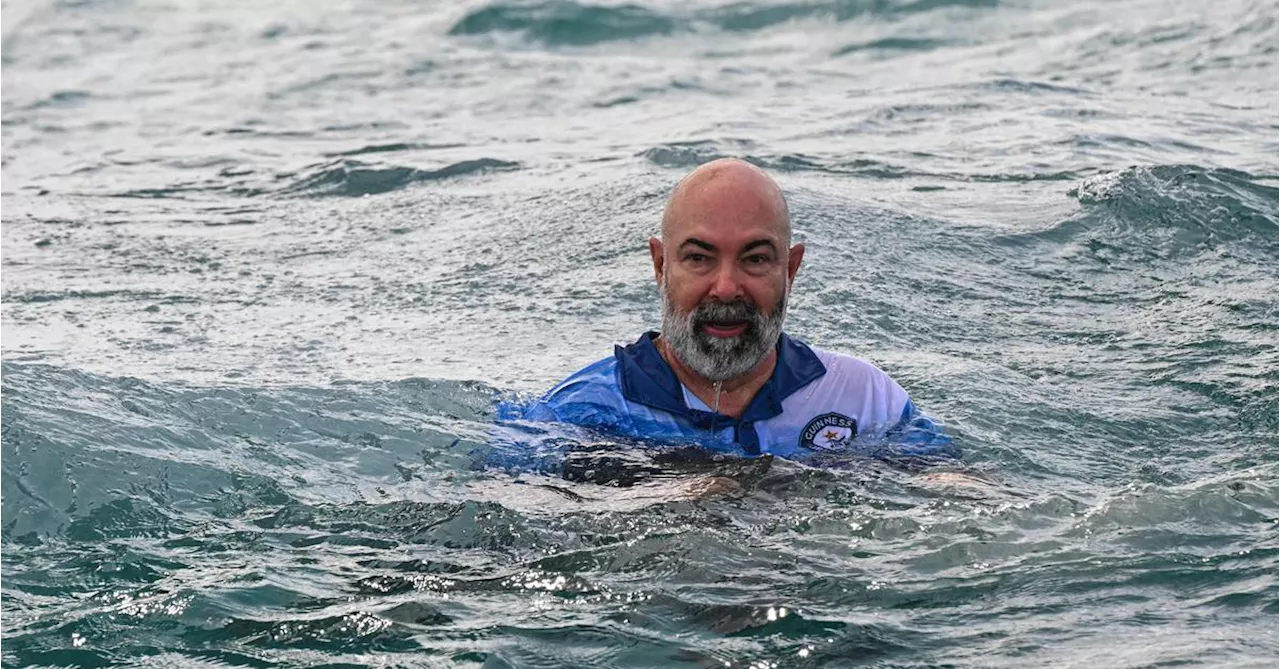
[497,332,958,469]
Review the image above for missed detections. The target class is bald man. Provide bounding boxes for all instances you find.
[518,159,956,466]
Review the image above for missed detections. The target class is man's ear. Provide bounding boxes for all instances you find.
[649,236,665,284]
[787,242,805,285]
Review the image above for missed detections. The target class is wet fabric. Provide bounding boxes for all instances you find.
[502,332,959,468]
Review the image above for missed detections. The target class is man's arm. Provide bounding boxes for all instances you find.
[879,398,963,467]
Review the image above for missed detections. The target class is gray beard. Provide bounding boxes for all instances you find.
[660,284,788,384]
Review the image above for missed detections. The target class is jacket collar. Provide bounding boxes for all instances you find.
[614,331,826,424]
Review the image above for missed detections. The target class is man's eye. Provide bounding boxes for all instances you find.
[686,253,710,262]
[745,254,770,264]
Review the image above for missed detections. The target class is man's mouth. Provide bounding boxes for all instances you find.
[700,321,749,338]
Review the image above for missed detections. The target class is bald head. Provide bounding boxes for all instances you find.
[660,158,791,244]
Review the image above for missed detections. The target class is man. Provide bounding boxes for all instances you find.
[514,158,956,467]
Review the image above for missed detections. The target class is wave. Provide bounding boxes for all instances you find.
[1079,164,1278,247]
[273,158,520,197]
[322,142,467,158]
[449,0,1000,46]
[91,155,518,200]
[0,362,500,542]
[639,141,911,175]
[638,140,1077,182]
[449,1,678,45]
[22,89,92,110]
[831,36,957,57]
[993,164,1279,255]
[702,0,1000,32]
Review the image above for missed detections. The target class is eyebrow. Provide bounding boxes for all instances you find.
[678,238,779,254]
[679,238,715,252]
[742,239,778,255]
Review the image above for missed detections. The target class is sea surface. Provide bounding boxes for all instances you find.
[2,0,1277,666]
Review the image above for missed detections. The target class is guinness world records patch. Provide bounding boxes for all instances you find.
[799,413,858,451]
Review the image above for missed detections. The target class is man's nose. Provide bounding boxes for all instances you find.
[706,261,744,301]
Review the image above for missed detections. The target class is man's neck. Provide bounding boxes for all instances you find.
[655,336,777,419]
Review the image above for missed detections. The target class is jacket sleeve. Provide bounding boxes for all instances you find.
[480,397,583,474]
[876,399,963,469]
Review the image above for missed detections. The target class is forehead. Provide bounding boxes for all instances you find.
[665,176,788,247]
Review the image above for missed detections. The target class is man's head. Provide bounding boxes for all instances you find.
[650,158,805,383]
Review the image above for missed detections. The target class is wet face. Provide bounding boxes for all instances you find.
[650,162,804,383]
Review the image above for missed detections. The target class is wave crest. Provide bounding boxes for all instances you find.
[275,158,520,197]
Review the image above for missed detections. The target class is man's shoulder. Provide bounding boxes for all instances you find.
[791,343,912,420]
[515,354,628,426]
[544,355,623,400]
[806,345,902,388]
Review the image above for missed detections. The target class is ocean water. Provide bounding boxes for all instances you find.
[2,0,1277,666]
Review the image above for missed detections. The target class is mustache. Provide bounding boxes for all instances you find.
[689,299,761,327]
